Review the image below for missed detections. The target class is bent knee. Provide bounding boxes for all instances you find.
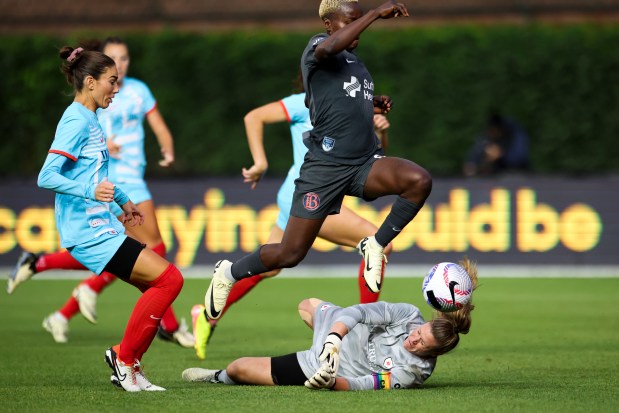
[166,264,184,294]
[226,358,251,381]
[404,167,432,198]
[277,251,306,269]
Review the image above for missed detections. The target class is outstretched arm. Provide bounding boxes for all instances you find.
[241,101,288,189]
[315,1,409,60]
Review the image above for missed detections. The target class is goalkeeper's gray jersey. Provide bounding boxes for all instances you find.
[296,301,436,391]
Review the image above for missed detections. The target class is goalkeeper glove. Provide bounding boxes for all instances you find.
[319,332,342,375]
[304,364,336,390]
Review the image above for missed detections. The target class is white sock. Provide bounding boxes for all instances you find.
[54,312,68,323]
[223,266,235,283]
[217,370,237,385]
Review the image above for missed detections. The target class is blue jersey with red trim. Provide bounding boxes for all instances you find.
[40,102,125,247]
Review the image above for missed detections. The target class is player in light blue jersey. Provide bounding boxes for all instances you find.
[36,45,185,392]
[184,259,478,390]
[191,85,393,360]
[7,37,194,350]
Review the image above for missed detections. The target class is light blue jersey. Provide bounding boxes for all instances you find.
[38,102,126,249]
[97,77,156,186]
[276,93,313,230]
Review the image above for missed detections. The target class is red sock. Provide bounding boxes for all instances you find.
[58,295,80,320]
[35,250,86,273]
[151,242,166,257]
[160,307,179,333]
[118,264,183,364]
[83,272,117,293]
[358,259,385,304]
[146,242,180,333]
[216,275,264,321]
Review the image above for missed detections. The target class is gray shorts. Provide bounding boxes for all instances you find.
[290,150,383,220]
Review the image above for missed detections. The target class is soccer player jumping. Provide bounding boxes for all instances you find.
[204,0,431,320]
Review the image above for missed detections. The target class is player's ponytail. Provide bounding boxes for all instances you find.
[428,257,479,357]
[59,46,115,92]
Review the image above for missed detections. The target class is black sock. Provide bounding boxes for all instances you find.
[230,247,269,281]
[375,197,422,247]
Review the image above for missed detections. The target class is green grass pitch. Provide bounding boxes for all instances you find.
[0,276,617,412]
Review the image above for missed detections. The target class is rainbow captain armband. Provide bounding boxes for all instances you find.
[372,372,391,390]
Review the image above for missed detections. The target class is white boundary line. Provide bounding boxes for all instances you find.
[2,265,618,279]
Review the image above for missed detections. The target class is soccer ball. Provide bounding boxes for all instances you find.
[422,262,473,312]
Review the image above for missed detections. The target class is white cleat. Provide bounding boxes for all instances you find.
[357,236,387,293]
[104,347,141,392]
[7,252,38,294]
[134,360,166,391]
[73,284,98,324]
[204,260,234,320]
[182,367,222,383]
[42,313,69,343]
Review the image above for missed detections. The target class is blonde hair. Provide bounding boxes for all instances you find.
[319,0,359,19]
[423,257,479,357]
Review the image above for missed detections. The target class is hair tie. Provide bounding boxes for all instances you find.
[67,47,84,63]
[453,326,460,334]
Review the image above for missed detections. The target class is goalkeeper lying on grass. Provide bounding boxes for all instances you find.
[182,260,477,391]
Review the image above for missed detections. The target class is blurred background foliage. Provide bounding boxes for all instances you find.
[1,24,618,178]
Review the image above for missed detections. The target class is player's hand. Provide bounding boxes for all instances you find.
[373,95,393,114]
[106,135,121,159]
[158,148,175,167]
[373,114,390,131]
[319,333,342,375]
[376,0,409,19]
[94,181,115,203]
[119,201,144,227]
[242,164,267,190]
[304,365,335,390]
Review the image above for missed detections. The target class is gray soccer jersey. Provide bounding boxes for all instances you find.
[300,34,379,165]
[296,301,436,391]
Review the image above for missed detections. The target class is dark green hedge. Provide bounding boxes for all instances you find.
[1,25,618,178]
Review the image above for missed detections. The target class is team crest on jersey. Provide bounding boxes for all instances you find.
[322,137,335,152]
[383,357,394,370]
[303,192,320,211]
[343,76,361,97]
[320,304,332,312]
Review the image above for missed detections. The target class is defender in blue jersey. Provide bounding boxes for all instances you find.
[184,259,478,391]
[205,0,432,337]
[36,45,184,392]
[8,37,194,350]
[191,90,393,357]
